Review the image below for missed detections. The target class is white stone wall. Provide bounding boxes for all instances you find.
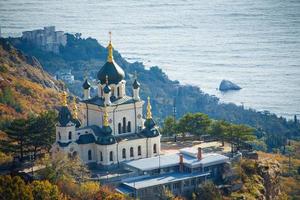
[80,101,144,135]
[78,143,96,163]
[56,123,76,143]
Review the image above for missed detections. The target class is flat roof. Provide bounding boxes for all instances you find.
[125,154,179,171]
[125,151,229,171]
[121,172,210,190]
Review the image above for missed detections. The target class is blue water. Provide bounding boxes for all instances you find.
[1,0,300,119]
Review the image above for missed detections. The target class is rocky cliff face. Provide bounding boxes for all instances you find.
[257,159,283,200]
[230,158,286,200]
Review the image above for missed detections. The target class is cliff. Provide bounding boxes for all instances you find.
[230,158,287,200]
[0,39,64,122]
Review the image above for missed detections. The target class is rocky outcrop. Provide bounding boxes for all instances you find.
[229,159,284,200]
[257,159,282,200]
[219,80,241,91]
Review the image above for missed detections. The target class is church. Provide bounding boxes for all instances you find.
[51,35,161,167]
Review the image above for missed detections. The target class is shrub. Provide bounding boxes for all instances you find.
[30,180,60,200]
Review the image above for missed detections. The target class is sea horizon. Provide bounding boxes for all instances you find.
[1,0,299,119]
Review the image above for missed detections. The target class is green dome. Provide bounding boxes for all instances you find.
[97,61,125,85]
[58,106,72,126]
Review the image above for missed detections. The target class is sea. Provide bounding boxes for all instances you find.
[0,0,300,119]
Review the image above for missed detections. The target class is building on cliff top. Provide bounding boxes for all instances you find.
[51,33,160,168]
[22,26,66,53]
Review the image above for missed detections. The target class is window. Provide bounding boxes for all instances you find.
[117,87,120,97]
[58,132,61,140]
[100,88,103,96]
[100,151,103,161]
[127,121,131,132]
[130,147,134,157]
[153,144,157,154]
[184,180,189,188]
[122,148,126,159]
[191,179,196,186]
[72,151,78,158]
[138,146,141,156]
[173,182,180,190]
[111,87,114,96]
[88,150,92,160]
[122,117,126,133]
[118,123,122,134]
[109,151,113,162]
[68,131,72,140]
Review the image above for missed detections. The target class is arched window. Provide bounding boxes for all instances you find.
[127,121,131,132]
[88,150,92,160]
[72,151,78,158]
[118,123,122,134]
[122,117,126,133]
[100,87,103,96]
[138,146,141,156]
[122,148,126,159]
[117,87,120,97]
[130,147,134,157]
[68,131,72,140]
[111,87,115,97]
[109,151,113,162]
[58,132,61,140]
[100,151,103,161]
[153,144,157,154]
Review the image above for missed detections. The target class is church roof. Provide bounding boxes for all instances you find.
[115,132,147,142]
[133,79,140,89]
[81,95,138,107]
[82,79,91,89]
[76,134,96,144]
[58,106,73,127]
[71,118,81,128]
[57,141,71,147]
[97,61,125,85]
[103,84,111,94]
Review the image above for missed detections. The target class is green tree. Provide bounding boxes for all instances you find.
[0,175,33,200]
[30,180,60,200]
[226,124,255,152]
[28,111,57,157]
[193,181,222,200]
[0,119,29,161]
[161,116,177,136]
[209,120,230,146]
[177,113,211,138]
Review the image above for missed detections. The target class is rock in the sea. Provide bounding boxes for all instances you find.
[219,80,241,91]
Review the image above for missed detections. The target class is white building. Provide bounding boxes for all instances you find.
[22,26,67,53]
[51,37,161,167]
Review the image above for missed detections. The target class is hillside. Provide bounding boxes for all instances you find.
[5,34,300,143]
[0,39,64,124]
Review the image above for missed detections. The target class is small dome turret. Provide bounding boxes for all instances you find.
[58,92,73,126]
[103,75,111,94]
[133,79,140,89]
[82,79,91,89]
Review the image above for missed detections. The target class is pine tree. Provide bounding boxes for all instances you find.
[0,119,29,161]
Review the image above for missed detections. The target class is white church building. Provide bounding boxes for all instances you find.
[51,36,161,167]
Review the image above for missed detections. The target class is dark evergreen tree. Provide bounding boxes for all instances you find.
[0,119,29,161]
[28,111,57,158]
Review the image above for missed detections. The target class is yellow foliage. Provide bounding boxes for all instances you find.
[78,181,101,200]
